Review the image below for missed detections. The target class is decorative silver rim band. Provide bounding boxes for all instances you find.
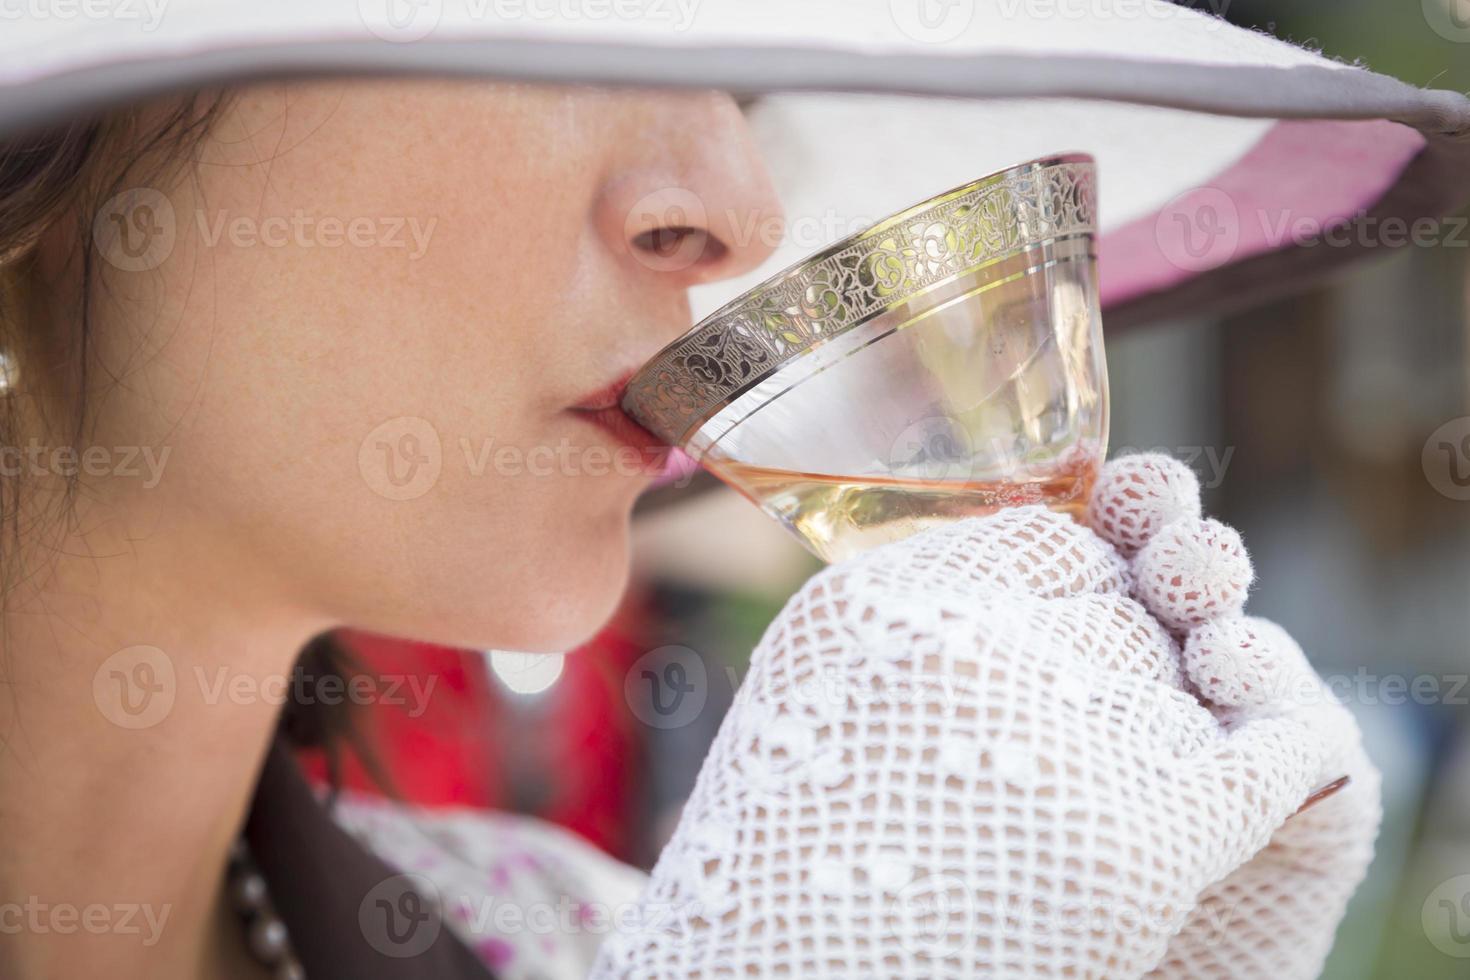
[622,156,1097,448]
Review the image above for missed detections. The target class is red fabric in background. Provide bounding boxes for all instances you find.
[297,632,502,805]
[296,596,650,862]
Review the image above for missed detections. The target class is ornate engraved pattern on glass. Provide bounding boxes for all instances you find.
[622,155,1097,448]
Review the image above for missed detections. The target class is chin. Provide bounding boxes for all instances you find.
[501,585,628,653]
[364,499,638,654]
[546,551,633,648]
[374,572,628,656]
[484,519,634,653]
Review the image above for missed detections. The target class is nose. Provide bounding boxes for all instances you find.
[594,91,784,288]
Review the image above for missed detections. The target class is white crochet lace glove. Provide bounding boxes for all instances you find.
[1093,470,1382,979]
[593,454,1379,979]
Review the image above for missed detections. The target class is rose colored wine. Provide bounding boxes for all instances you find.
[713,455,1098,564]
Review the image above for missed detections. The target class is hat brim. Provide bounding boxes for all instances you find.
[4,0,1468,329]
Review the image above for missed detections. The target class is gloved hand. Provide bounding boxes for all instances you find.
[1087,455,1380,978]
[592,454,1379,979]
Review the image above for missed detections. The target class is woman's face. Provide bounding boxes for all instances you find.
[62,80,782,652]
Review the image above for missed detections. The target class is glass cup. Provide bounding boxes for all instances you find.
[623,151,1348,812]
[622,153,1106,563]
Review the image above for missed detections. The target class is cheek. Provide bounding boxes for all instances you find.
[101,82,645,652]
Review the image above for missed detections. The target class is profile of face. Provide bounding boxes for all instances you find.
[37,80,783,654]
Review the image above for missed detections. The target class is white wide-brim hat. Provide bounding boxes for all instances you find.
[4,0,1469,329]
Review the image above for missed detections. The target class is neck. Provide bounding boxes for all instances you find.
[0,493,331,979]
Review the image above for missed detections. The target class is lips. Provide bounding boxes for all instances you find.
[571,369,638,413]
[574,404,670,456]
[569,369,670,457]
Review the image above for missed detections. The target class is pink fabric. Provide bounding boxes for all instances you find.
[1100,118,1425,309]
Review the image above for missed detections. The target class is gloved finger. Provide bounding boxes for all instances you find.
[1132,517,1254,634]
[1149,740,1381,980]
[1087,453,1202,559]
[1181,614,1303,709]
[1178,713,1331,873]
[1028,593,1187,688]
[1185,616,1364,779]
[1269,738,1380,850]
[1147,862,1348,980]
[836,504,1130,602]
[1188,616,1374,864]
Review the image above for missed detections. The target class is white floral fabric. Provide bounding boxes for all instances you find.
[334,793,648,980]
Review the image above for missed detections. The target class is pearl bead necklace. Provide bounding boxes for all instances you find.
[227,840,306,980]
